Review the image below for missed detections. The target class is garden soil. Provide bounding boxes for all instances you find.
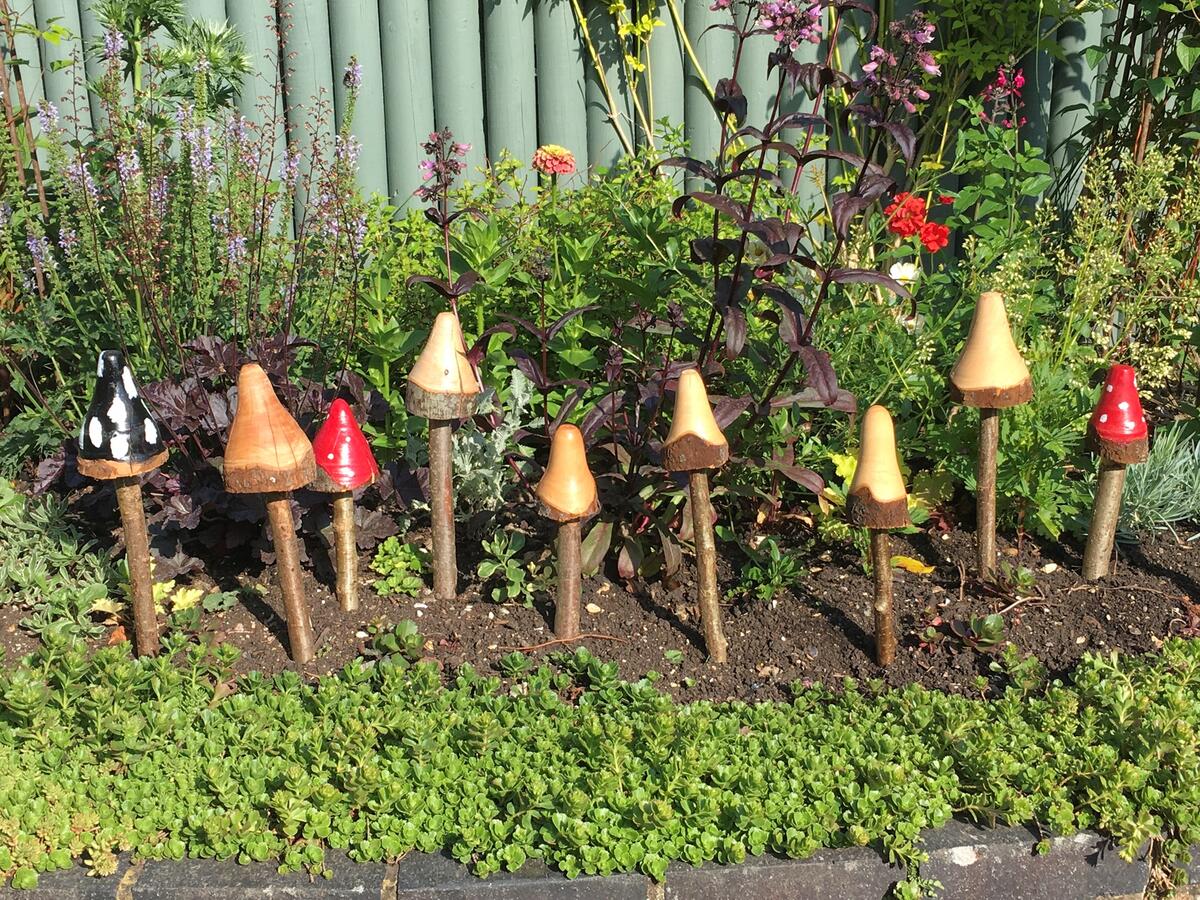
[3,520,1195,702]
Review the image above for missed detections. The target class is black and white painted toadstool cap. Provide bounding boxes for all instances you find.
[78,351,166,464]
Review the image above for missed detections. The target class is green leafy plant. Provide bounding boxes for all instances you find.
[0,480,113,640]
[476,530,545,606]
[1117,421,1200,538]
[362,619,425,664]
[369,538,428,597]
[0,637,1199,893]
[732,537,806,604]
[950,613,1007,649]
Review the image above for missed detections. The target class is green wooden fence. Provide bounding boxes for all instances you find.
[10,0,1106,209]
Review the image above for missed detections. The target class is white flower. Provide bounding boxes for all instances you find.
[745,238,771,268]
[889,261,920,286]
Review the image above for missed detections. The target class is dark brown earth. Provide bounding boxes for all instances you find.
[3,511,1195,702]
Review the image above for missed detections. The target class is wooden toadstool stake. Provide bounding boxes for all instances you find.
[77,350,168,657]
[846,405,910,667]
[224,364,317,663]
[535,424,600,640]
[406,312,480,601]
[310,398,381,611]
[1082,365,1148,580]
[662,368,730,663]
[949,291,1032,579]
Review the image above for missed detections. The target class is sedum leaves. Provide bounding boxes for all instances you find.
[0,637,1198,894]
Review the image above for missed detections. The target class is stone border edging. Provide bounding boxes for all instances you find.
[8,820,1197,899]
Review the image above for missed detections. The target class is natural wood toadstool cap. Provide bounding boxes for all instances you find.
[536,424,600,522]
[1088,364,1148,465]
[223,364,315,493]
[847,405,910,530]
[310,399,381,492]
[949,291,1033,408]
[662,369,730,472]
[406,312,480,420]
[77,350,168,479]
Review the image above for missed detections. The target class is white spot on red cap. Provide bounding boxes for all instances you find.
[1118,401,1129,411]
[1106,384,1113,392]
[1099,414,1108,423]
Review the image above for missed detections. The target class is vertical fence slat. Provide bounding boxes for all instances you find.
[647,0,684,153]
[483,0,536,170]
[34,0,84,126]
[379,0,433,208]
[186,0,225,23]
[781,34,825,238]
[826,5,865,199]
[1019,17,1055,182]
[533,0,587,186]
[328,0,387,198]
[584,6,632,171]
[739,28,773,128]
[683,0,732,189]
[1048,10,1102,209]
[76,0,107,128]
[10,1,44,108]
[225,0,286,204]
[429,0,485,178]
[280,0,333,146]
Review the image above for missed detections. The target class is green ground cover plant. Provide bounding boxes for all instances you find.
[0,634,1198,897]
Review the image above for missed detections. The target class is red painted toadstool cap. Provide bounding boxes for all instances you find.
[310,398,381,493]
[1088,364,1148,464]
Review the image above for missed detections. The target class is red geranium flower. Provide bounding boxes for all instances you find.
[919,221,950,253]
[884,192,928,237]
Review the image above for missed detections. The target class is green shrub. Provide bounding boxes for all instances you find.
[0,635,1198,895]
[369,538,428,597]
[0,481,113,640]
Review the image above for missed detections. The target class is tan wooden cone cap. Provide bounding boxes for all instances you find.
[536,424,600,522]
[662,369,730,472]
[223,364,315,493]
[949,291,1033,408]
[406,312,480,420]
[847,405,910,530]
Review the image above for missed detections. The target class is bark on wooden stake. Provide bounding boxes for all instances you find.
[266,492,315,663]
[688,470,727,663]
[976,408,999,578]
[406,312,480,601]
[1081,365,1148,580]
[76,351,169,657]
[427,419,457,600]
[536,424,600,640]
[662,369,730,663]
[949,292,1032,579]
[869,529,897,667]
[555,520,583,639]
[224,364,317,663]
[310,399,381,612]
[846,405,910,667]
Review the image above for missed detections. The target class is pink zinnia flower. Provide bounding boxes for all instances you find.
[532,144,576,177]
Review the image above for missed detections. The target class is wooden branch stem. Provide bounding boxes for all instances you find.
[114,477,158,657]
[689,470,727,663]
[331,492,358,612]
[554,519,582,640]
[428,418,457,600]
[1082,459,1127,580]
[976,407,999,579]
[870,529,896,667]
[265,492,315,663]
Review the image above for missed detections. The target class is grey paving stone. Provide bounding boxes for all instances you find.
[393,851,647,899]
[662,845,901,900]
[1,857,130,899]
[133,851,388,899]
[922,820,1149,900]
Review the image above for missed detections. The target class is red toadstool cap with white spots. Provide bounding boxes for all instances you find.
[1088,364,1148,464]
